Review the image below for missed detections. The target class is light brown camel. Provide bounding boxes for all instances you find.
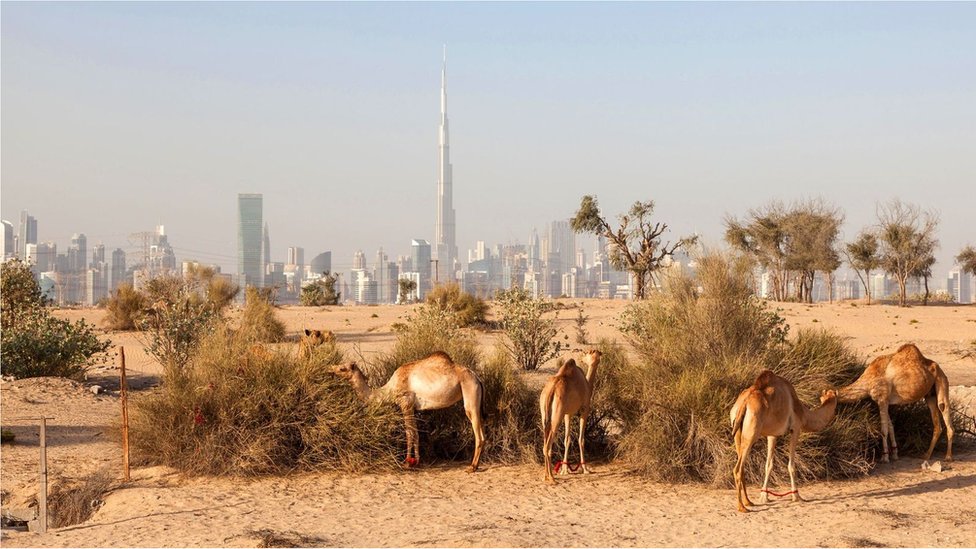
[298,328,336,360]
[539,350,603,484]
[331,351,485,472]
[730,370,838,513]
[837,343,953,463]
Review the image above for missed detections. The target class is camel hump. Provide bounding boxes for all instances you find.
[753,369,777,389]
[895,343,923,359]
[426,351,454,363]
[556,358,579,377]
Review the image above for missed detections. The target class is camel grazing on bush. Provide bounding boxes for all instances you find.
[331,351,486,472]
[730,370,837,513]
[298,328,336,360]
[540,350,603,484]
[837,343,953,463]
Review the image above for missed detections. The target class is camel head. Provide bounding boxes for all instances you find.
[582,349,603,368]
[820,389,838,404]
[330,362,362,380]
[302,328,336,347]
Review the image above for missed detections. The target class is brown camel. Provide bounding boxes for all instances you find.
[837,343,953,463]
[730,370,838,513]
[331,351,486,472]
[539,350,603,484]
[298,328,336,360]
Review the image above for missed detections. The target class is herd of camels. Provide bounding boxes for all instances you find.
[304,329,955,512]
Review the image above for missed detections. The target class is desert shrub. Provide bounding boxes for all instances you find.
[300,272,340,306]
[574,307,589,345]
[49,469,113,528]
[139,275,220,376]
[238,286,286,343]
[496,287,563,370]
[130,328,402,475]
[609,252,878,485]
[0,260,111,379]
[371,305,480,381]
[103,283,146,331]
[184,264,240,313]
[425,283,489,327]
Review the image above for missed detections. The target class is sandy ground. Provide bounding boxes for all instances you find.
[2,300,975,547]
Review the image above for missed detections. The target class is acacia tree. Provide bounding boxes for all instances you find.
[912,251,937,306]
[844,231,881,305]
[300,271,341,306]
[397,279,417,304]
[957,245,976,277]
[571,196,696,299]
[726,199,842,303]
[876,200,939,307]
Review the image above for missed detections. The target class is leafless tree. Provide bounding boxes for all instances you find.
[876,199,939,307]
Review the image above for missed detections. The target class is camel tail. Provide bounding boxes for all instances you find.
[541,383,556,439]
[731,399,747,438]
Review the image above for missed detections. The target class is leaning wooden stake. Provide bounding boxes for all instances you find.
[120,346,130,482]
[38,417,48,533]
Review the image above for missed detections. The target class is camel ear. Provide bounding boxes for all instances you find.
[304,329,311,337]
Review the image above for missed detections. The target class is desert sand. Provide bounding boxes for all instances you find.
[2,299,975,547]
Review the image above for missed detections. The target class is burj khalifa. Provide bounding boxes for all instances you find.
[434,46,457,281]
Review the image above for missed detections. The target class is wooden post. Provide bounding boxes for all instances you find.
[38,417,48,533]
[120,346,130,482]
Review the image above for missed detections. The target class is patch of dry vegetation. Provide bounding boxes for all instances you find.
[49,469,113,528]
[609,253,878,485]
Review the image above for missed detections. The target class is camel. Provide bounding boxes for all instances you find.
[298,328,336,360]
[539,350,603,484]
[331,351,485,472]
[730,370,838,513]
[836,343,953,463]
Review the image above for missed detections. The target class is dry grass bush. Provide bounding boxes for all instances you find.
[49,469,113,528]
[609,252,882,486]
[131,327,402,475]
[238,286,286,343]
[103,283,146,331]
[425,282,489,327]
[371,306,539,464]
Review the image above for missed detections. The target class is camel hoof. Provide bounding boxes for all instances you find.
[758,495,768,505]
[881,456,890,464]
[737,506,749,513]
[544,477,556,485]
[945,456,954,463]
[466,466,477,474]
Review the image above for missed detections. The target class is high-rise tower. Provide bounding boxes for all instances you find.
[434,46,458,281]
[238,193,264,288]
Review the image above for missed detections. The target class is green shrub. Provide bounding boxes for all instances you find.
[139,274,219,377]
[238,286,286,343]
[130,328,402,475]
[0,260,111,379]
[425,283,489,327]
[496,287,562,370]
[300,272,340,306]
[608,253,877,485]
[103,283,146,331]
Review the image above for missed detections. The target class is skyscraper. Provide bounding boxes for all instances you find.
[1,220,13,260]
[412,239,432,299]
[434,47,458,279]
[19,210,37,259]
[263,222,271,277]
[111,248,127,292]
[238,193,264,288]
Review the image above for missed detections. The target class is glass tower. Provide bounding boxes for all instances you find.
[238,193,264,288]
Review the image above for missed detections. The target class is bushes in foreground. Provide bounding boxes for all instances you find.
[0,260,110,379]
[425,283,489,327]
[609,253,878,485]
[130,328,402,475]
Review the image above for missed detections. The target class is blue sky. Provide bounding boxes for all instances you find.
[2,2,974,279]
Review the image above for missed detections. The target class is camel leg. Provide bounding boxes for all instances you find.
[887,414,899,461]
[787,428,804,502]
[923,396,943,461]
[734,430,757,513]
[399,395,419,468]
[878,400,891,463]
[461,376,485,473]
[936,376,954,462]
[759,436,776,504]
[543,402,565,484]
[559,415,572,475]
[578,414,591,474]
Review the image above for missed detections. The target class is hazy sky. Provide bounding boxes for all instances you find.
[3,2,974,280]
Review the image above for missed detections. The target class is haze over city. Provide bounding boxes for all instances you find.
[3,2,974,288]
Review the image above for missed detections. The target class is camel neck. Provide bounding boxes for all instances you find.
[801,398,837,432]
[584,359,599,387]
[350,370,373,402]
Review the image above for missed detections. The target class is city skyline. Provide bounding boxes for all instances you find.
[2,3,975,284]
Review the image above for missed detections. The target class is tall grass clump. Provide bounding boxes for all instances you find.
[425,283,489,327]
[609,252,878,485]
[238,286,286,343]
[130,327,402,475]
[103,283,146,331]
[373,305,539,463]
